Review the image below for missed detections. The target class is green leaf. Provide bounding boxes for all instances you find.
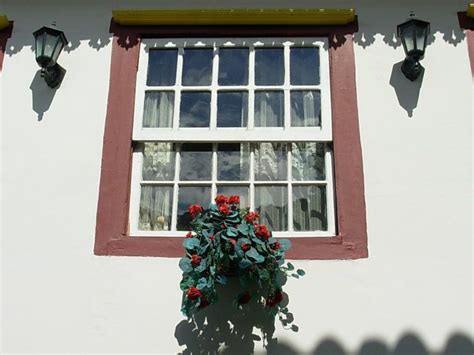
[179,277,194,291]
[296,269,306,276]
[227,227,238,237]
[239,258,252,269]
[183,238,200,250]
[179,257,192,273]
[197,277,208,290]
[238,224,249,236]
[216,274,227,285]
[291,273,300,279]
[286,262,294,271]
[279,239,292,251]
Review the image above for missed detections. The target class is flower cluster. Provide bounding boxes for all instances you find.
[179,194,304,318]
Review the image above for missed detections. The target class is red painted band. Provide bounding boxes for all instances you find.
[0,23,13,72]
[95,20,368,259]
[458,12,474,76]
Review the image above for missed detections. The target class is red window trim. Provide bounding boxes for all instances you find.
[0,22,13,72]
[95,20,368,260]
[458,12,474,76]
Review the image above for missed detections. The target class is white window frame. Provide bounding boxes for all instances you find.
[129,37,335,238]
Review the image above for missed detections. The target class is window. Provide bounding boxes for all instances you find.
[129,38,335,238]
[95,20,368,259]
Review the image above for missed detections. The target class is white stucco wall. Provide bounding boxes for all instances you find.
[1,0,472,353]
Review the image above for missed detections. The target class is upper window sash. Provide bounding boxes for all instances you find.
[133,37,332,142]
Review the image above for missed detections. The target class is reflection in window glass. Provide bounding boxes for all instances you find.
[290,47,320,85]
[182,49,213,86]
[255,48,284,85]
[143,91,174,128]
[290,91,321,127]
[179,92,211,127]
[293,185,327,231]
[292,142,325,181]
[217,92,248,127]
[180,143,213,181]
[254,143,287,181]
[142,143,175,181]
[139,185,173,231]
[177,185,211,230]
[217,185,249,208]
[217,143,250,181]
[147,49,178,86]
[254,91,284,127]
[255,185,288,231]
[218,48,249,85]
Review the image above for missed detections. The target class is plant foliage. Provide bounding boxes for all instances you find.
[179,195,305,317]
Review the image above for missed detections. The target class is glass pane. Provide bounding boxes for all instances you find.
[401,22,416,53]
[43,33,58,59]
[179,92,211,127]
[293,185,327,231]
[292,142,325,181]
[143,91,174,128]
[254,91,284,127]
[255,48,284,85]
[182,49,213,86]
[180,143,213,181]
[142,143,175,181]
[217,143,250,181]
[218,48,249,85]
[290,91,321,127]
[139,185,173,231]
[290,47,320,85]
[217,91,248,127]
[255,185,288,231]
[217,185,250,209]
[177,185,212,230]
[254,143,287,181]
[415,25,427,52]
[147,49,178,86]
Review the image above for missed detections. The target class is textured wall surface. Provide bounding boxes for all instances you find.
[1,0,472,353]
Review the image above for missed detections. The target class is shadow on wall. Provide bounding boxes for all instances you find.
[389,61,424,118]
[29,70,58,121]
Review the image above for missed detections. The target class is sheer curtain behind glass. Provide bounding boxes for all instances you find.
[143,91,174,128]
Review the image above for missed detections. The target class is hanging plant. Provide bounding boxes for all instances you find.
[179,194,305,318]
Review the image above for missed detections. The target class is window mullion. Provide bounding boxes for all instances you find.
[210,44,219,130]
[248,46,255,129]
[325,144,336,235]
[212,143,217,200]
[249,144,255,211]
[171,144,181,232]
[287,143,293,232]
[173,48,184,130]
[283,43,291,129]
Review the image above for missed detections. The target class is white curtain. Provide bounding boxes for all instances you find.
[254,143,287,181]
[291,91,321,127]
[255,185,288,231]
[142,143,175,181]
[292,185,326,231]
[143,91,174,127]
[255,92,283,127]
[139,186,173,231]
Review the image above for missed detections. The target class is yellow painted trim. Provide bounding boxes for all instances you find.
[112,8,356,26]
[0,15,9,30]
[467,4,474,18]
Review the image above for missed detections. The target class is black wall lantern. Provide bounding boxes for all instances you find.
[33,26,68,88]
[397,17,430,81]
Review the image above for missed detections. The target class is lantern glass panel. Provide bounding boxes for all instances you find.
[401,22,416,54]
[415,25,428,54]
[35,32,45,59]
[43,33,60,62]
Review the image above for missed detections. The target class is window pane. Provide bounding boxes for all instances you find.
[139,185,173,231]
[293,185,327,231]
[142,143,176,181]
[143,91,174,128]
[254,91,284,127]
[177,185,212,230]
[147,49,177,86]
[255,185,288,231]
[218,48,249,85]
[217,92,248,127]
[216,185,249,209]
[255,48,284,85]
[180,143,213,181]
[254,143,287,181]
[179,92,211,127]
[292,142,325,181]
[290,91,321,127]
[182,49,213,86]
[217,143,250,181]
[290,47,320,85]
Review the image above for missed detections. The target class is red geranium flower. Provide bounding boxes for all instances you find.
[245,211,260,223]
[255,224,270,240]
[241,243,250,251]
[267,290,283,307]
[199,297,209,309]
[229,238,237,247]
[188,204,203,218]
[271,241,281,250]
[215,194,228,205]
[209,235,215,241]
[228,195,240,205]
[191,254,202,267]
[186,232,193,238]
[238,291,251,304]
[187,287,201,300]
[219,204,230,215]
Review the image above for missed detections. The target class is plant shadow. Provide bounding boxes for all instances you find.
[175,277,299,355]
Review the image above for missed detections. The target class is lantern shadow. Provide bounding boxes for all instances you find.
[174,276,299,354]
[389,60,424,118]
[29,70,58,121]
